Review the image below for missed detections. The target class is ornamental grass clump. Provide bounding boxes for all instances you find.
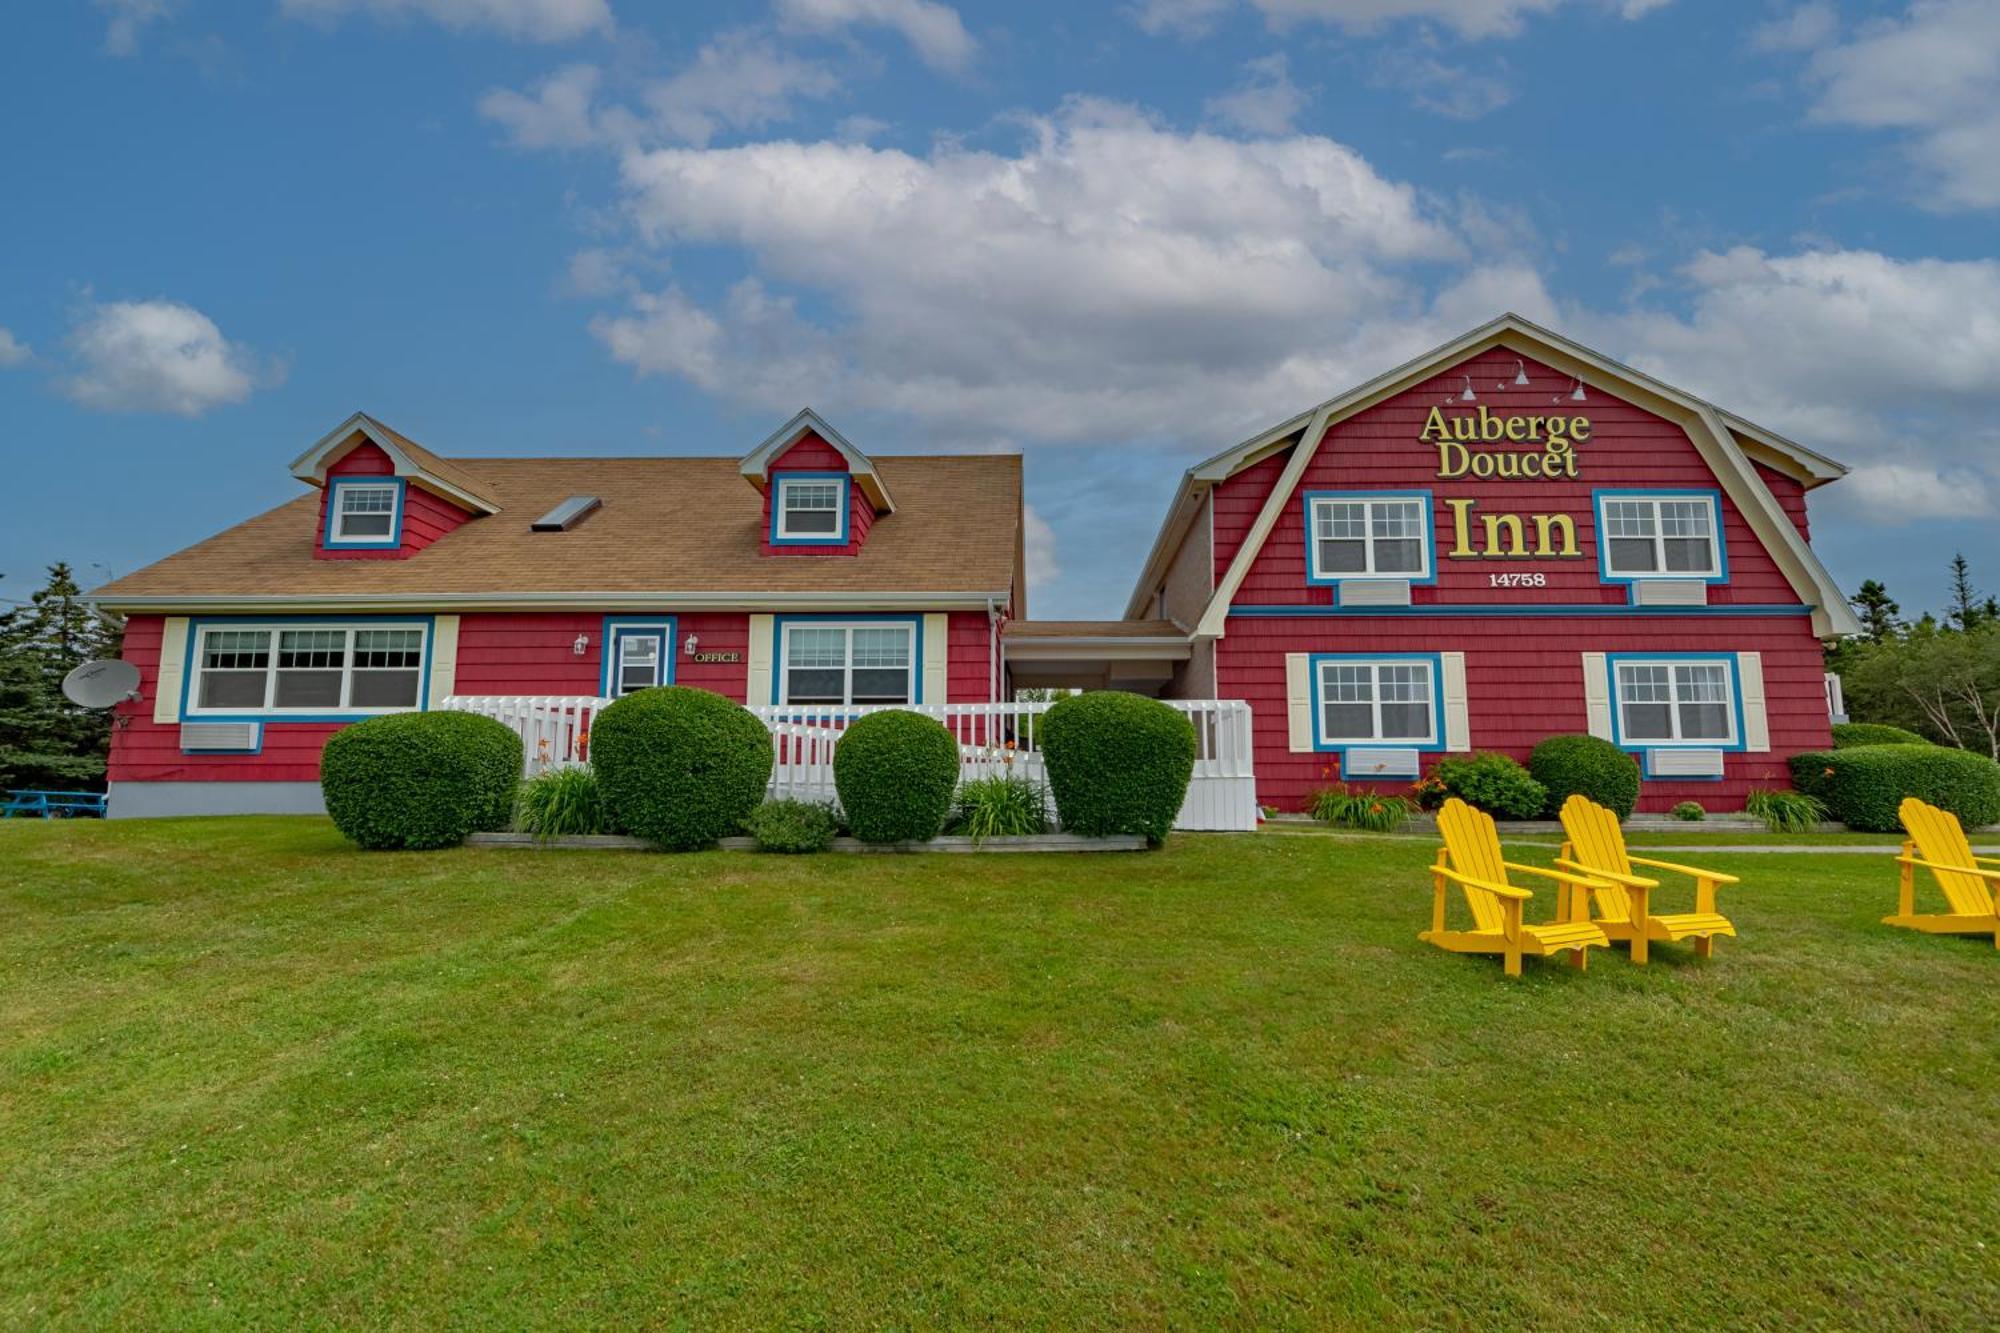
[590,686,774,851]
[1040,692,1196,845]
[321,711,522,850]
[951,773,1051,842]
[833,710,960,843]
[514,766,616,839]
[1309,785,1410,833]
[1744,788,1826,835]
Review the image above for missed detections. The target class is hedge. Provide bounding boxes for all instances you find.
[1787,743,2000,833]
[742,798,838,853]
[1527,734,1641,819]
[833,710,959,843]
[1040,692,1195,845]
[321,711,522,850]
[1830,721,1930,749]
[590,687,774,850]
[1429,752,1547,821]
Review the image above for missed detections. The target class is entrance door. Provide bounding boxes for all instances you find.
[610,627,667,696]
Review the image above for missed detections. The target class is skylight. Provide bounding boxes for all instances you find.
[531,496,601,532]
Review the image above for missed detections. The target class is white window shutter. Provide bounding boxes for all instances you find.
[154,617,189,724]
[1737,651,1770,752]
[1285,653,1314,753]
[426,615,460,709]
[922,613,949,704]
[1440,651,1470,751]
[1581,651,1612,741]
[747,615,774,705]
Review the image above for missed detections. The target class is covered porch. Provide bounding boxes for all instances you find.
[1001,619,1194,695]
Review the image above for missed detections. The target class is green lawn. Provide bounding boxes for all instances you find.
[3,819,1995,1328]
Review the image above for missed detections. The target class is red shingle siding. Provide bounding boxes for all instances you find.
[760,434,875,556]
[315,442,476,561]
[1756,462,1811,542]
[1222,613,1831,814]
[946,611,995,703]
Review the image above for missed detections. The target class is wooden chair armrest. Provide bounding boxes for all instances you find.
[1553,857,1660,889]
[1628,855,1740,886]
[1435,864,1534,900]
[1971,855,2000,868]
[1896,855,2000,881]
[1501,861,1614,891]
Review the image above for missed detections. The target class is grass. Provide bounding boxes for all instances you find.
[2,818,1996,1328]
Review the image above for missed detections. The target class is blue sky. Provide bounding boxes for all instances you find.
[3,0,1997,620]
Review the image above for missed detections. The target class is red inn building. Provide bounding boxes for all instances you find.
[91,315,1858,821]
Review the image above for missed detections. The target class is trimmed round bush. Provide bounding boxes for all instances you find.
[591,686,774,850]
[321,711,522,850]
[1430,752,1547,821]
[833,710,959,843]
[1797,743,2000,833]
[1041,692,1196,845]
[1831,721,1930,749]
[1527,734,1641,820]
[743,798,838,853]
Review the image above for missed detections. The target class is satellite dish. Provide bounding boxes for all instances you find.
[62,659,142,709]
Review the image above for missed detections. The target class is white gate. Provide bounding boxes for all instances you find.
[442,695,1259,832]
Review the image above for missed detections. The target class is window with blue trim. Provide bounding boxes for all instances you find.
[327,479,403,547]
[1317,658,1437,747]
[780,622,912,705]
[775,476,848,543]
[189,623,426,715]
[1599,494,1721,579]
[1613,659,1735,745]
[1307,495,1431,581]
[608,623,670,696]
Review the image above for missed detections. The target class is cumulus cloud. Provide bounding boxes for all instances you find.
[1023,504,1060,590]
[96,0,174,56]
[1750,2,1836,53]
[1842,463,1995,522]
[1785,0,2000,210]
[0,327,30,367]
[61,299,271,416]
[776,0,975,72]
[1133,0,1666,40]
[1205,54,1309,134]
[279,0,612,42]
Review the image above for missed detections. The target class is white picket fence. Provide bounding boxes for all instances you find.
[441,694,1259,832]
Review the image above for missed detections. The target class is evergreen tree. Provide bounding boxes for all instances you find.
[0,563,124,790]
[1946,553,1989,632]
[1848,579,1901,643]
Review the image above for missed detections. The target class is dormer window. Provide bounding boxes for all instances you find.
[772,474,849,545]
[326,479,405,549]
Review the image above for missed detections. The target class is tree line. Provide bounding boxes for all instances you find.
[1833,553,2000,759]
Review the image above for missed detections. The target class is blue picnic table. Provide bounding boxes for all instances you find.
[2,790,109,819]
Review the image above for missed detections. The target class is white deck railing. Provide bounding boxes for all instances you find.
[441,695,1259,832]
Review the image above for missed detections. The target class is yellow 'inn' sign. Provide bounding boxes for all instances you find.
[1421,407,1591,560]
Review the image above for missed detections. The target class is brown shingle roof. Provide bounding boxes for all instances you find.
[365,417,505,513]
[95,454,1022,605]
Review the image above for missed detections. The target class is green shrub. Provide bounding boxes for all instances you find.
[951,773,1050,842]
[1787,750,1838,801]
[833,710,959,843]
[1796,743,2000,833]
[590,687,774,851]
[1309,785,1410,833]
[515,766,617,838]
[1745,788,1826,834]
[1040,692,1197,845]
[1429,752,1548,821]
[1671,800,1706,822]
[1831,722,1930,749]
[1527,734,1641,819]
[321,711,522,850]
[742,798,838,853]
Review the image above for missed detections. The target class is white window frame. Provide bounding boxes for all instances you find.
[608,624,669,697]
[1611,657,1739,747]
[1596,493,1723,580]
[773,475,849,544]
[326,479,404,548]
[185,621,429,718]
[1305,494,1433,583]
[1313,657,1439,749]
[777,620,916,707]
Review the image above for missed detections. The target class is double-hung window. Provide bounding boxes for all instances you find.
[780,622,914,706]
[1613,659,1736,746]
[1315,658,1438,747]
[1597,493,1722,579]
[1307,494,1431,582]
[189,623,426,715]
[774,476,848,543]
[327,480,403,548]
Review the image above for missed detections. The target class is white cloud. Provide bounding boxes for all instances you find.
[480,63,604,148]
[1843,463,1995,522]
[96,0,174,56]
[279,0,612,42]
[61,299,270,416]
[1750,2,1836,53]
[1133,0,1667,41]
[1370,48,1514,118]
[1023,504,1060,589]
[0,327,30,367]
[1205,54,1309,135]
[1790,0,2000,209]
[776,0,975,72]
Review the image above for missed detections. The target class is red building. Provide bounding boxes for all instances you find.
[93,410,1025,817]
[1114,314,1860,813]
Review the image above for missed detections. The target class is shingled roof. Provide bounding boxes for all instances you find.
[94,453,1023,611]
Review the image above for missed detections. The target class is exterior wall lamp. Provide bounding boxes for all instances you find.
[572,633,589,656]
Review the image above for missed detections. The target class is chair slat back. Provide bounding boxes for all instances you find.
[1559,794,1634,922]
[1900,798,1994,916]
[1438,798,1509,934]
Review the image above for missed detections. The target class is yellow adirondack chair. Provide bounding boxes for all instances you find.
[1555,794,1738,964]
[1423,797,1611,977]
[1888,798,2000,947]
